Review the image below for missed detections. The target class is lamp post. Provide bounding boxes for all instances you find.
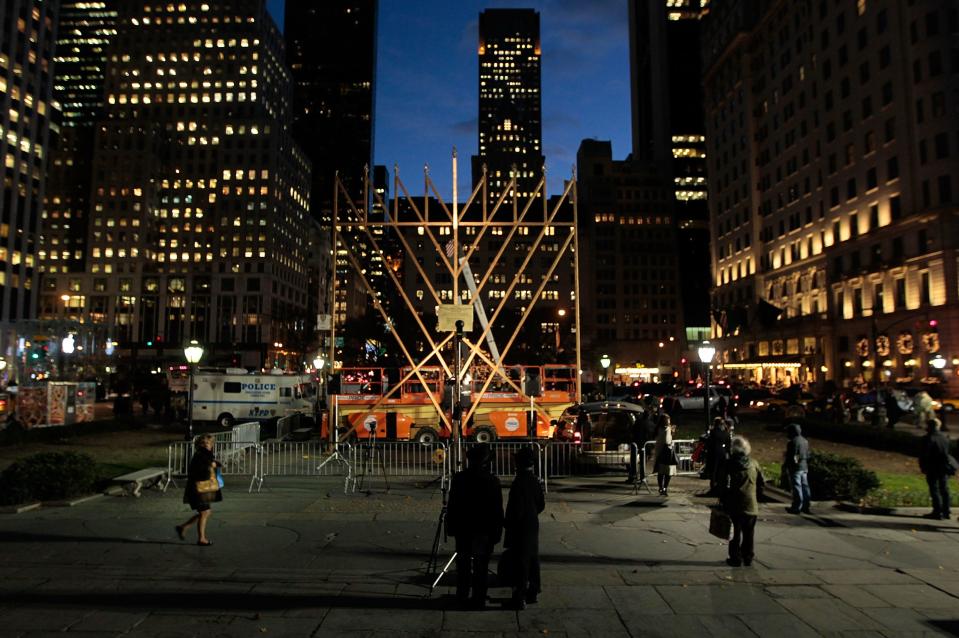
[698,341,716,432]
[312,355,325,429]
[600,354,611,399]
[183,340,204,440]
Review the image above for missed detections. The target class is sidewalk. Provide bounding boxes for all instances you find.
[2,474,959,637]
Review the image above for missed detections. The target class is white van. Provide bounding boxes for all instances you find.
[191,370,315,427]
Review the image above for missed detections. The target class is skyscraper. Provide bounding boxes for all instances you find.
[285,0,377,219]
[629,0,712,352]
[38,0,311,368]
[472,9,544,205]
[0,0,59,355]
[43,0,119,276]
[703,0,959,394]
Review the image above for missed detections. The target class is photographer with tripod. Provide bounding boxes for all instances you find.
[445,444,503,610]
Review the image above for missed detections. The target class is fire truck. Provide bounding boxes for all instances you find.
[334,363,577,443]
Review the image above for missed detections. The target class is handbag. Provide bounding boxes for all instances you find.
[195,467,219,494]
[709,507,731,540]
[215,467,225,488]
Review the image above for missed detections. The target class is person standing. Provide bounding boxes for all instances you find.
[176,434,221,546]
[707,418,731,495]
[652,414,677,496]
[446,444,503,609]
[784,423,811,514]
[720,435,762,566]
[919,418,953,520]
[626,410,648,483]
[504,446,544,610]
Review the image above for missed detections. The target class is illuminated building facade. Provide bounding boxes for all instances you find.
[38,0,311,368]
[576,140,684,377]
[630,0,712,355]
[43,0,119,277]
[0,0,58,355]
[472,9,544,206]
[704,0,959,393]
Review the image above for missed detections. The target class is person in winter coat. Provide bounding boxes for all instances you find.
[176,434,221,545]
[652,414,677,496]
[707,418,731,494]
[784,423,811,514]
[721,435,763,566]
[919,418,954,520]
[504,446,545,610]
[446,444,504,609]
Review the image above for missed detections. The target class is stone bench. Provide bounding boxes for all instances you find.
[113,467,168,497]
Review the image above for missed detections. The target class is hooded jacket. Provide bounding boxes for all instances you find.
[784,423,810,472]
[722,452,761,516]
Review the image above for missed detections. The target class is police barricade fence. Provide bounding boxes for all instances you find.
[461,441,544,487]
[275,414,298,441]
[256,441,353,494]
[542,441,637,488]
[347,440,450,493]
[644,438,700,476]
[166,440,261,493]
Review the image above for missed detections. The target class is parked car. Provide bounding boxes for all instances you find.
[668,387,721,411]
[553,400,647,446]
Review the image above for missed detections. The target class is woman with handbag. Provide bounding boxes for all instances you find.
[720,435,763,566]
[652,414,677,495]
[176,434,222,546]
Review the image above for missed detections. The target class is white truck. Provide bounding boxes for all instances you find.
[190,369,315,427]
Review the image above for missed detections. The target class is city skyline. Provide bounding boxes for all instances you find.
[269,0,631,199]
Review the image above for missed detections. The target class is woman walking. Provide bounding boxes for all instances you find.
[721,435,763,566]
[176,434,221,546]
[504,446,545,610]
[652,414,677,495]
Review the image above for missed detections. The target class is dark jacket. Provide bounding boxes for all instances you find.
[707,428,731,466]
[722,452,762,516]
[446,465,504,543]
[183,446,222,506]
[784,423,810,473]
[919,430,953,477]
[504,469,545,548]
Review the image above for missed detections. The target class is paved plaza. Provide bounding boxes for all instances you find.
[2,474,959,637]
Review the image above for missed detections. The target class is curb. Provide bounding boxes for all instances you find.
[0,502,41,514]
[43,493,104,508]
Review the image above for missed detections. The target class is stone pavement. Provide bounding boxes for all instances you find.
[2,474,959,637]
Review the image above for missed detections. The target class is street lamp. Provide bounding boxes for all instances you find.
[183,340,204,440]
[600,354,611,399]
[931,355,947,370]
[698,341,716,431]
[312,355,326,433]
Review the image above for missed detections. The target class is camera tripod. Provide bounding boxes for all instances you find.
[354,426,390,494]
[427,477,456,595]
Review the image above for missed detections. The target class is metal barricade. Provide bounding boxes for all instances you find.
[230,421,260,446]
[346,440,449,493]
[275,414,298,441]
[672,438,699,476]
[256,441,353,493]
[165,440,260,493]
[462,440,543,482]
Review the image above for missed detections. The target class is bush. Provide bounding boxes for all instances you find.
[0,451,99,506]
[807,452,880,503]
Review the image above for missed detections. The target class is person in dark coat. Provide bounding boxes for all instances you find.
[707,418,731,495]
[445,444,503,609]
[919,418,953,520]
[504,446,545,610]
[784,423,811,514]
[721,435,763,566]
[176,434,221,545]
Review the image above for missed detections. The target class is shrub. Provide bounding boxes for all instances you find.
[807,452,880,503]
[0,451,99,506]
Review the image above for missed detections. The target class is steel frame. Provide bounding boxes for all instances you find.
[329,153,581,442]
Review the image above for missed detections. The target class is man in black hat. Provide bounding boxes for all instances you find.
[446,444,503,609]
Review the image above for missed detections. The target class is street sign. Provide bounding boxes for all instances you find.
[437,303,474,332]
[317,314,332,330]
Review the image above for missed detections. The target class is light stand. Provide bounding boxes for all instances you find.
[183,340,204,441]
[600,354,611,400]
[698,341,716,433]
[453,320,464,470]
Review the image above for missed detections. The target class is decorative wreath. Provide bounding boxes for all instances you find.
[921,331,940,353]
[875,335,890,357]
[896,332,914,355]
[856,337,870,357]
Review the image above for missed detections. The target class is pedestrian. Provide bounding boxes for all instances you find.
[720,435,763,567]
[716,394,729,420]
[176,434,221,546]
[652,414,677,496]
[707,417,731,495]
[919,418,955,520]
[576,408,592,442]
[503,446,544,610]
[784,423,811,514]
[139,388,150,415]
[446,444,503,610]
[914,391,936,429]
[626,410,648,483]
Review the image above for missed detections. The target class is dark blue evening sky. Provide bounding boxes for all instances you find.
[267,0,631,199]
